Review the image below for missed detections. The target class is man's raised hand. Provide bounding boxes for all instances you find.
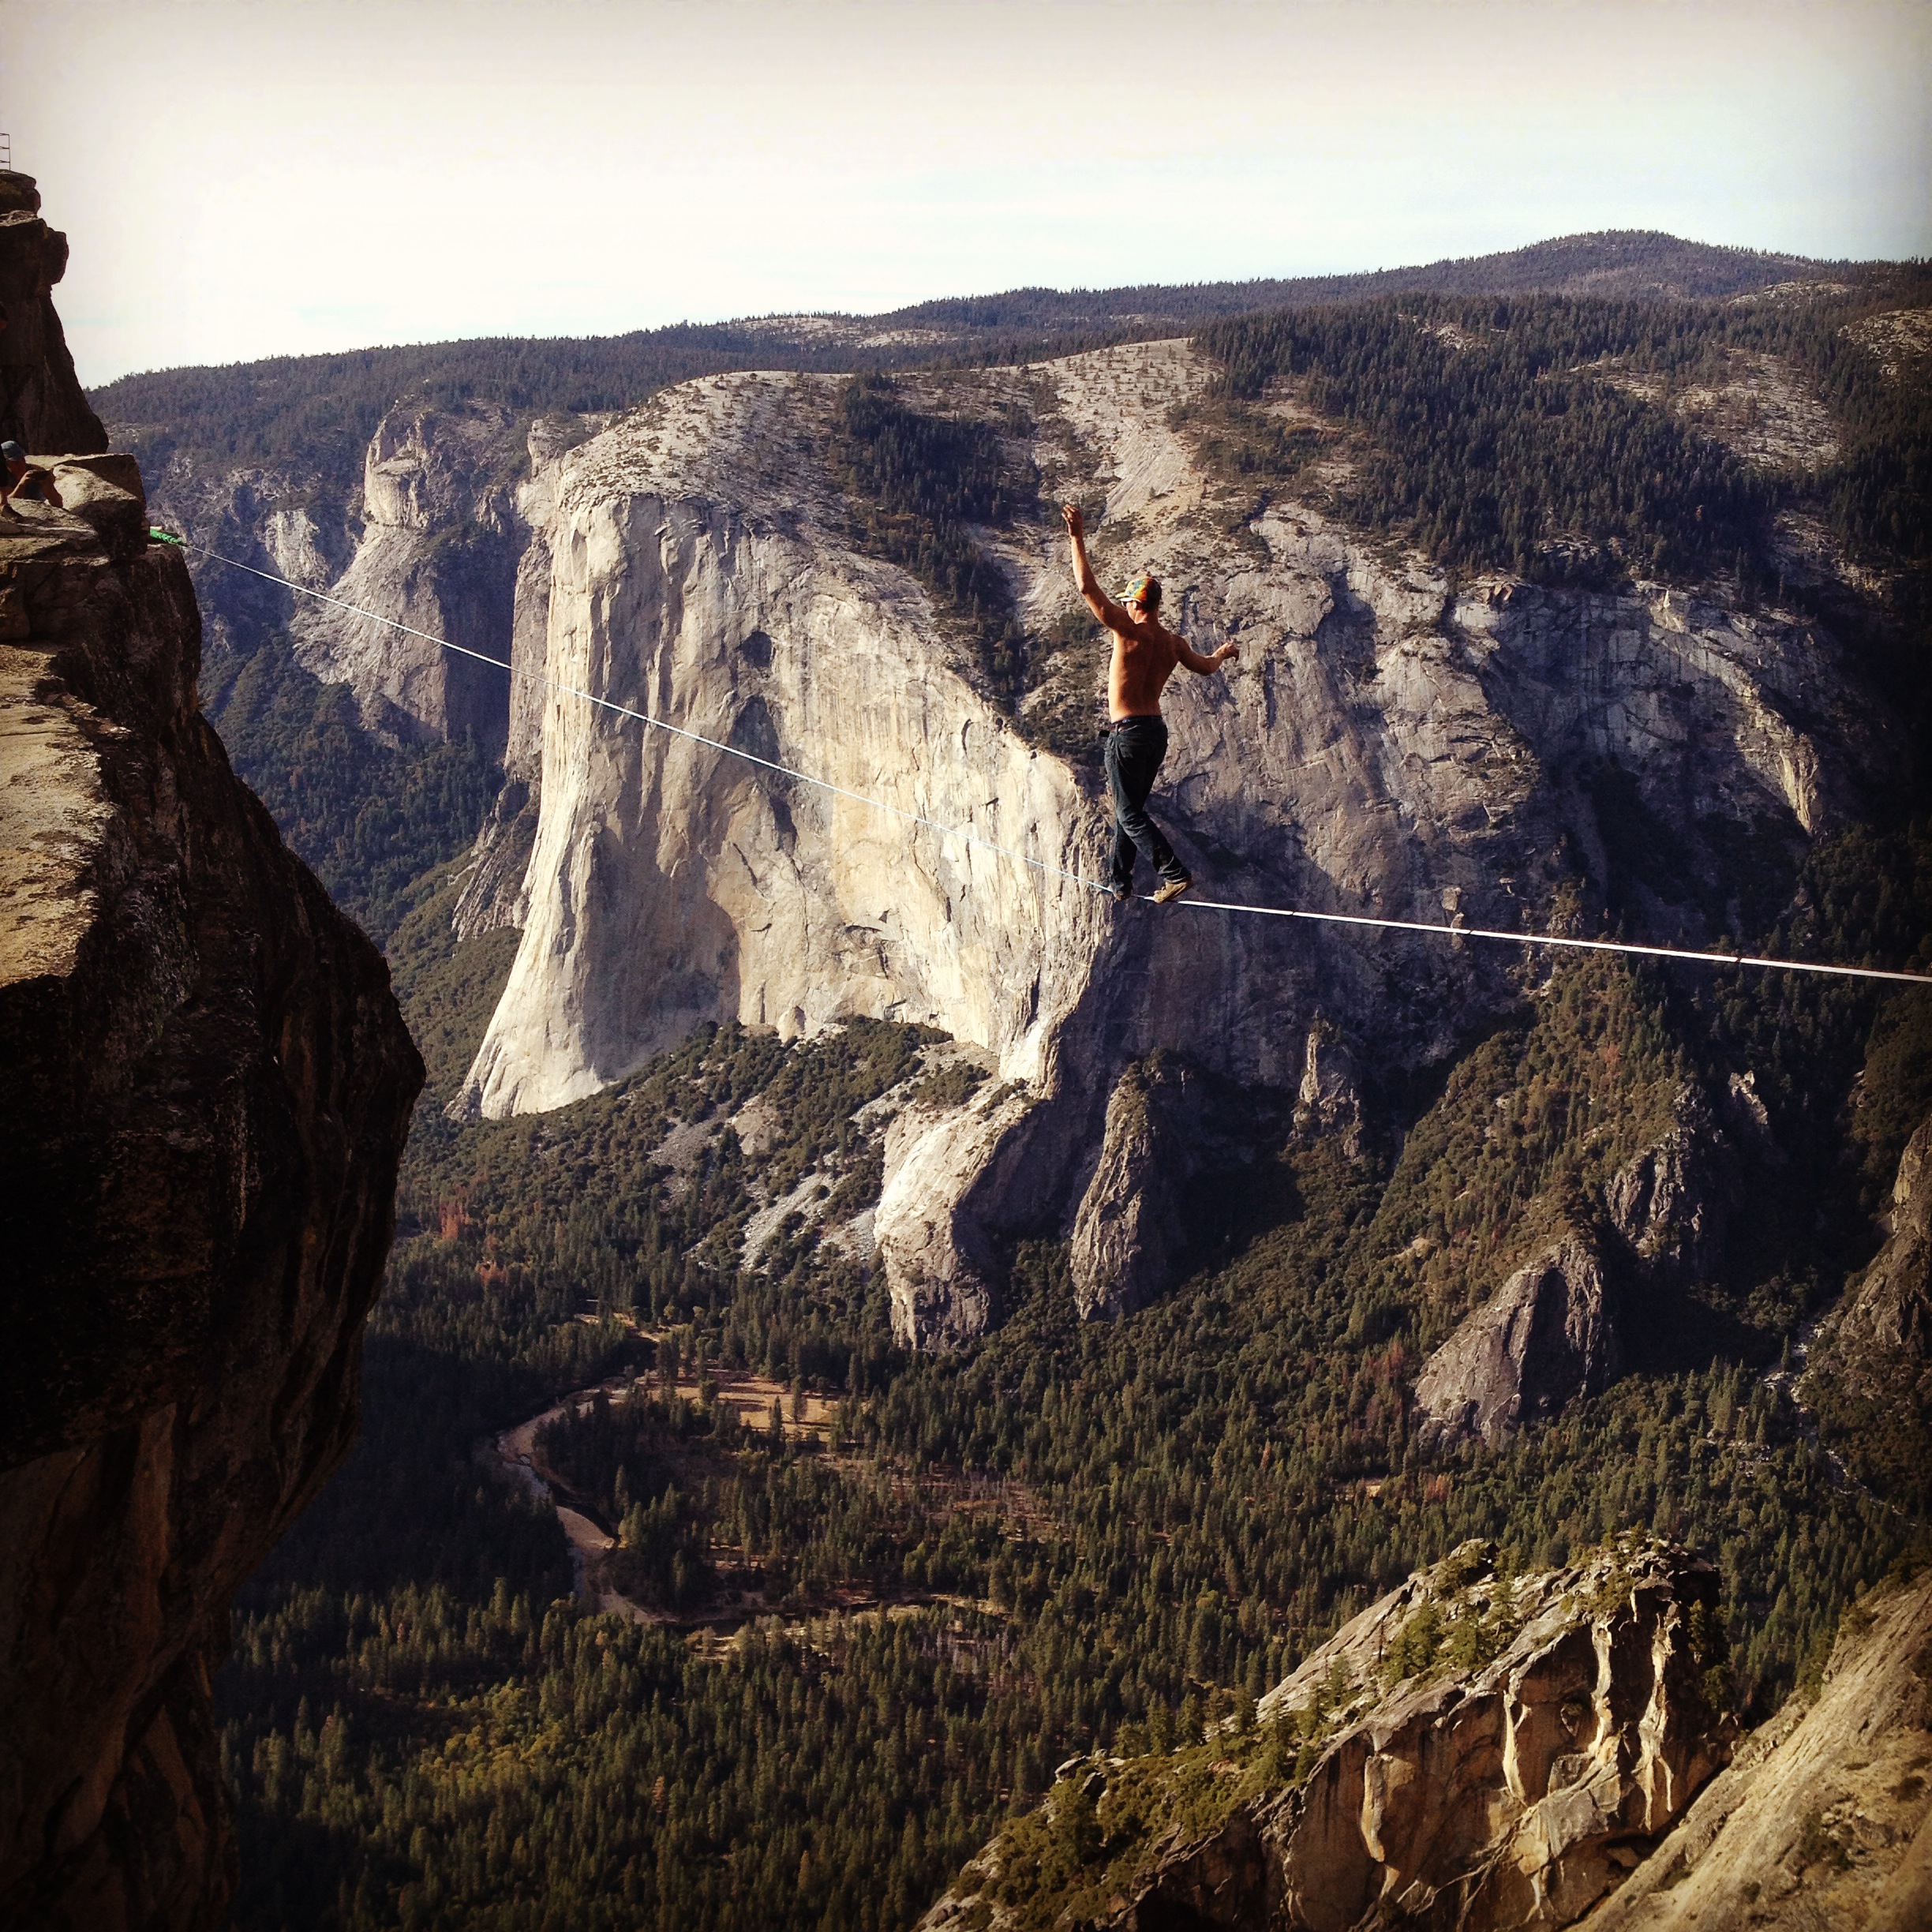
[1061,503,1085,540]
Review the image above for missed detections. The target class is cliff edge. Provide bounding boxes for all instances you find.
[0,198,421,1932]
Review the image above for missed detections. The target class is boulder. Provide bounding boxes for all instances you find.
[1413,1233,1622,1447]
[47,451,149,556]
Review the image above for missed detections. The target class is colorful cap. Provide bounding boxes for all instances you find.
[1125,573,1162,612]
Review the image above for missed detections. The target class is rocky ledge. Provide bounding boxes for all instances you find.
[1579,1563,1932,1930]
[0,448,421,1919]
[922,1538,1736,1932]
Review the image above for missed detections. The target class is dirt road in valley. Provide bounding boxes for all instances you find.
[491,1357,841,1620]
[491,1347,1035,1631]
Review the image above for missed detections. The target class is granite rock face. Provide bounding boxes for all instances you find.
[0,170,107,457]
[924,1539,1737,1932]
[1578,1567,1932,1931]
[1413,1234,1623,1448]
[0,455,421,1919]
[1803,1114,1932,1454]
[119,335,1897,1350]
[878,1080,1065,1350]
[445,343,1890,1346]
[1070,1054,1215,1320]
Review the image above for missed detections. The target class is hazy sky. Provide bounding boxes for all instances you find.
[8,0,1929,386]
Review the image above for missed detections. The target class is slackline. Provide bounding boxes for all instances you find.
[178,540,1932,990]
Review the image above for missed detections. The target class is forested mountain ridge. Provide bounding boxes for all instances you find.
[77,230,1932,1929]
[89,230,1855,495]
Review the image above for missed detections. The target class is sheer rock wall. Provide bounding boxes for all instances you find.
[453,344,1887,1346]
[0,454,421,1923]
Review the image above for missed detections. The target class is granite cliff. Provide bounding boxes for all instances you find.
[113,272,1913,1358]
[0,189,421,1931]
[920,1548,1932,1931]
[440,343,1887,1350]
[1578,1564,1932,1931]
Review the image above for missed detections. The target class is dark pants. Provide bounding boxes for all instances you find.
[1103,716,1186,894]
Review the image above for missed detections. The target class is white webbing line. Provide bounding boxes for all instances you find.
[1177,897,1932,986]
[191,545,1097,897]
[187,544,1932,990]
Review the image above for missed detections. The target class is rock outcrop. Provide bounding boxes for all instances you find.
[1295,1019,1364,1153]
[286,399,527,747]
[1413,1234,1623,1447]
[1579,1567,1932,1931]
[1810,1115,1932,1418]
[923,1538,1737,1931]
[1604,1084,1732,1286]
[0,170,106,456]
[878,1079,1061,1350]
[1069,1054,1213,1320]
[0,310,421,1924]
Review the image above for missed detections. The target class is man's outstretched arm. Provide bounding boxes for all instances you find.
[1062,504,1131,630]
[1170,627,1239,676]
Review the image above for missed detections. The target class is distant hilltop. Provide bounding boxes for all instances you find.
[854,227,1849,335]
[90,230,1870,493]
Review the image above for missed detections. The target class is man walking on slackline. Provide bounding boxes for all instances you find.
[1062,502,1238,903]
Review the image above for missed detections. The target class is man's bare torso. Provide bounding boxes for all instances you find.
[1060,501,1237,720]
[1107,616,1187,721]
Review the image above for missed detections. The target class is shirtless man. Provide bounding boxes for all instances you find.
[1063,502,1237,903]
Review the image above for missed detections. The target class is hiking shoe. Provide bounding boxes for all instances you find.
[1152,876,1193,904]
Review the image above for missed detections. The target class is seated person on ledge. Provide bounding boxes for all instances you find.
[1,440,63,518]
[1061,501,1237,904]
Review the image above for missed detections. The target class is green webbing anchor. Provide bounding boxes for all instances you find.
[148,527,185,545]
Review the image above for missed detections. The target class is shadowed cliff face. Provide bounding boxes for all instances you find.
[0,170,107,457]
[0,318,421,1924]
[442,346,1891,1347]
